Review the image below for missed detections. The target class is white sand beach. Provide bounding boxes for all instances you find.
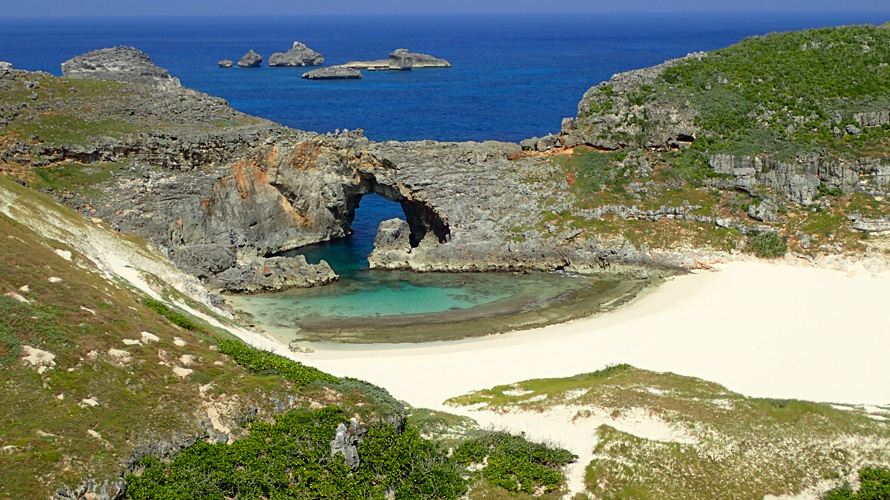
[303,259,890,409]
[294,259,890,498]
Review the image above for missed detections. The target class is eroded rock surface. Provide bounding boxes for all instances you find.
[61,46,182,90]
[302,66,362,80]
[269,41,324,67]
[238,50,263,68]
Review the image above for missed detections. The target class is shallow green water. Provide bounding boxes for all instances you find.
[225,195,652,344]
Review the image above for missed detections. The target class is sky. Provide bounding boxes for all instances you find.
[3,0,890,18]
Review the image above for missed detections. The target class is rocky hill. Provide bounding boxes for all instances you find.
[4,26,890,299]
[2,22,890,500]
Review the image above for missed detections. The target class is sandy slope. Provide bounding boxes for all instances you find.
[303,260,890,408]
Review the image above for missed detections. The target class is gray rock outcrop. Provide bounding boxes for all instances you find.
[238,50,262,68]
[302,66,362,80]
[218,60,233,68]
[707,153,890,205]
[367,218,412,269]
[53,479,125,500]
[342,49,451,71]
[330,419,362,469]
[388,48,413,70]
[207,255,337,294]
[61,46,182,90]
[569,52,706,150]
[269,41,324,67]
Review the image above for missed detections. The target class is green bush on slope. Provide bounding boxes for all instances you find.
[217,338,339,387]
[825,466,890,500]
[126,406,467,500]
[454,430,577,494]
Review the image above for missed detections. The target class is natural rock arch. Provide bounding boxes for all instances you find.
[343,169,450,249]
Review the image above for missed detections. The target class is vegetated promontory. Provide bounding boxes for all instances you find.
[1,22,890,500]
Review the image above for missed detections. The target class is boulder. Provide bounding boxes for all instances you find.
[302,66,362,80]
[330,419,361,469]
[536,134,561,151]
[561,117,576,134]
[61,46,182,90]
[367,218,411,268]
[206,255,338,293]
[218,60,233,68]
[520,137,539,151]
[237,50,262,68]
[269,41,324,67]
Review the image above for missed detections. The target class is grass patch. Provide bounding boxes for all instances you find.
[0,295,68,365]
[217,338,338,387]
[746,232,788,258]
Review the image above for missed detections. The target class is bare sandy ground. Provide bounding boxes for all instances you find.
[303,260,890,409]
[296,259,890,498]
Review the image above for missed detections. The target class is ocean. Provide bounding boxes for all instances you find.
[3,11,889,338]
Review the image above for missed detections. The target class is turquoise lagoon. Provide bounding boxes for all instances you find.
[225,195,650,344]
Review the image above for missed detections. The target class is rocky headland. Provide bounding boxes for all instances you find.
[60,46,182,90]
[5,25,890,297]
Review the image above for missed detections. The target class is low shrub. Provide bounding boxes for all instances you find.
[454,430,577,494]
[747,232,788,258]
[825,466,890,500]
[142,298,202,331]
[217,338,338,387]
[126,406,467,500]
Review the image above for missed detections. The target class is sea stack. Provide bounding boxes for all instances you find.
[61,46,182,90]
[269,41,324,67]
[218,60,234,68]
[238,50,263,67]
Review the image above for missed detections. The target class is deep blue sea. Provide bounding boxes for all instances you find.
[3,12,890,337]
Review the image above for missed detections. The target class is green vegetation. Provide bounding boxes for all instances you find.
[658,25,890,158]
[142,297,203,331]
[455,431,577,495]
[746,232,788,258]
[127,406,467,500]
[217,338,339,387]
[30,161,128,195]
[0,295,67,365]
[826,466,890,500]
[449,366,890,500]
